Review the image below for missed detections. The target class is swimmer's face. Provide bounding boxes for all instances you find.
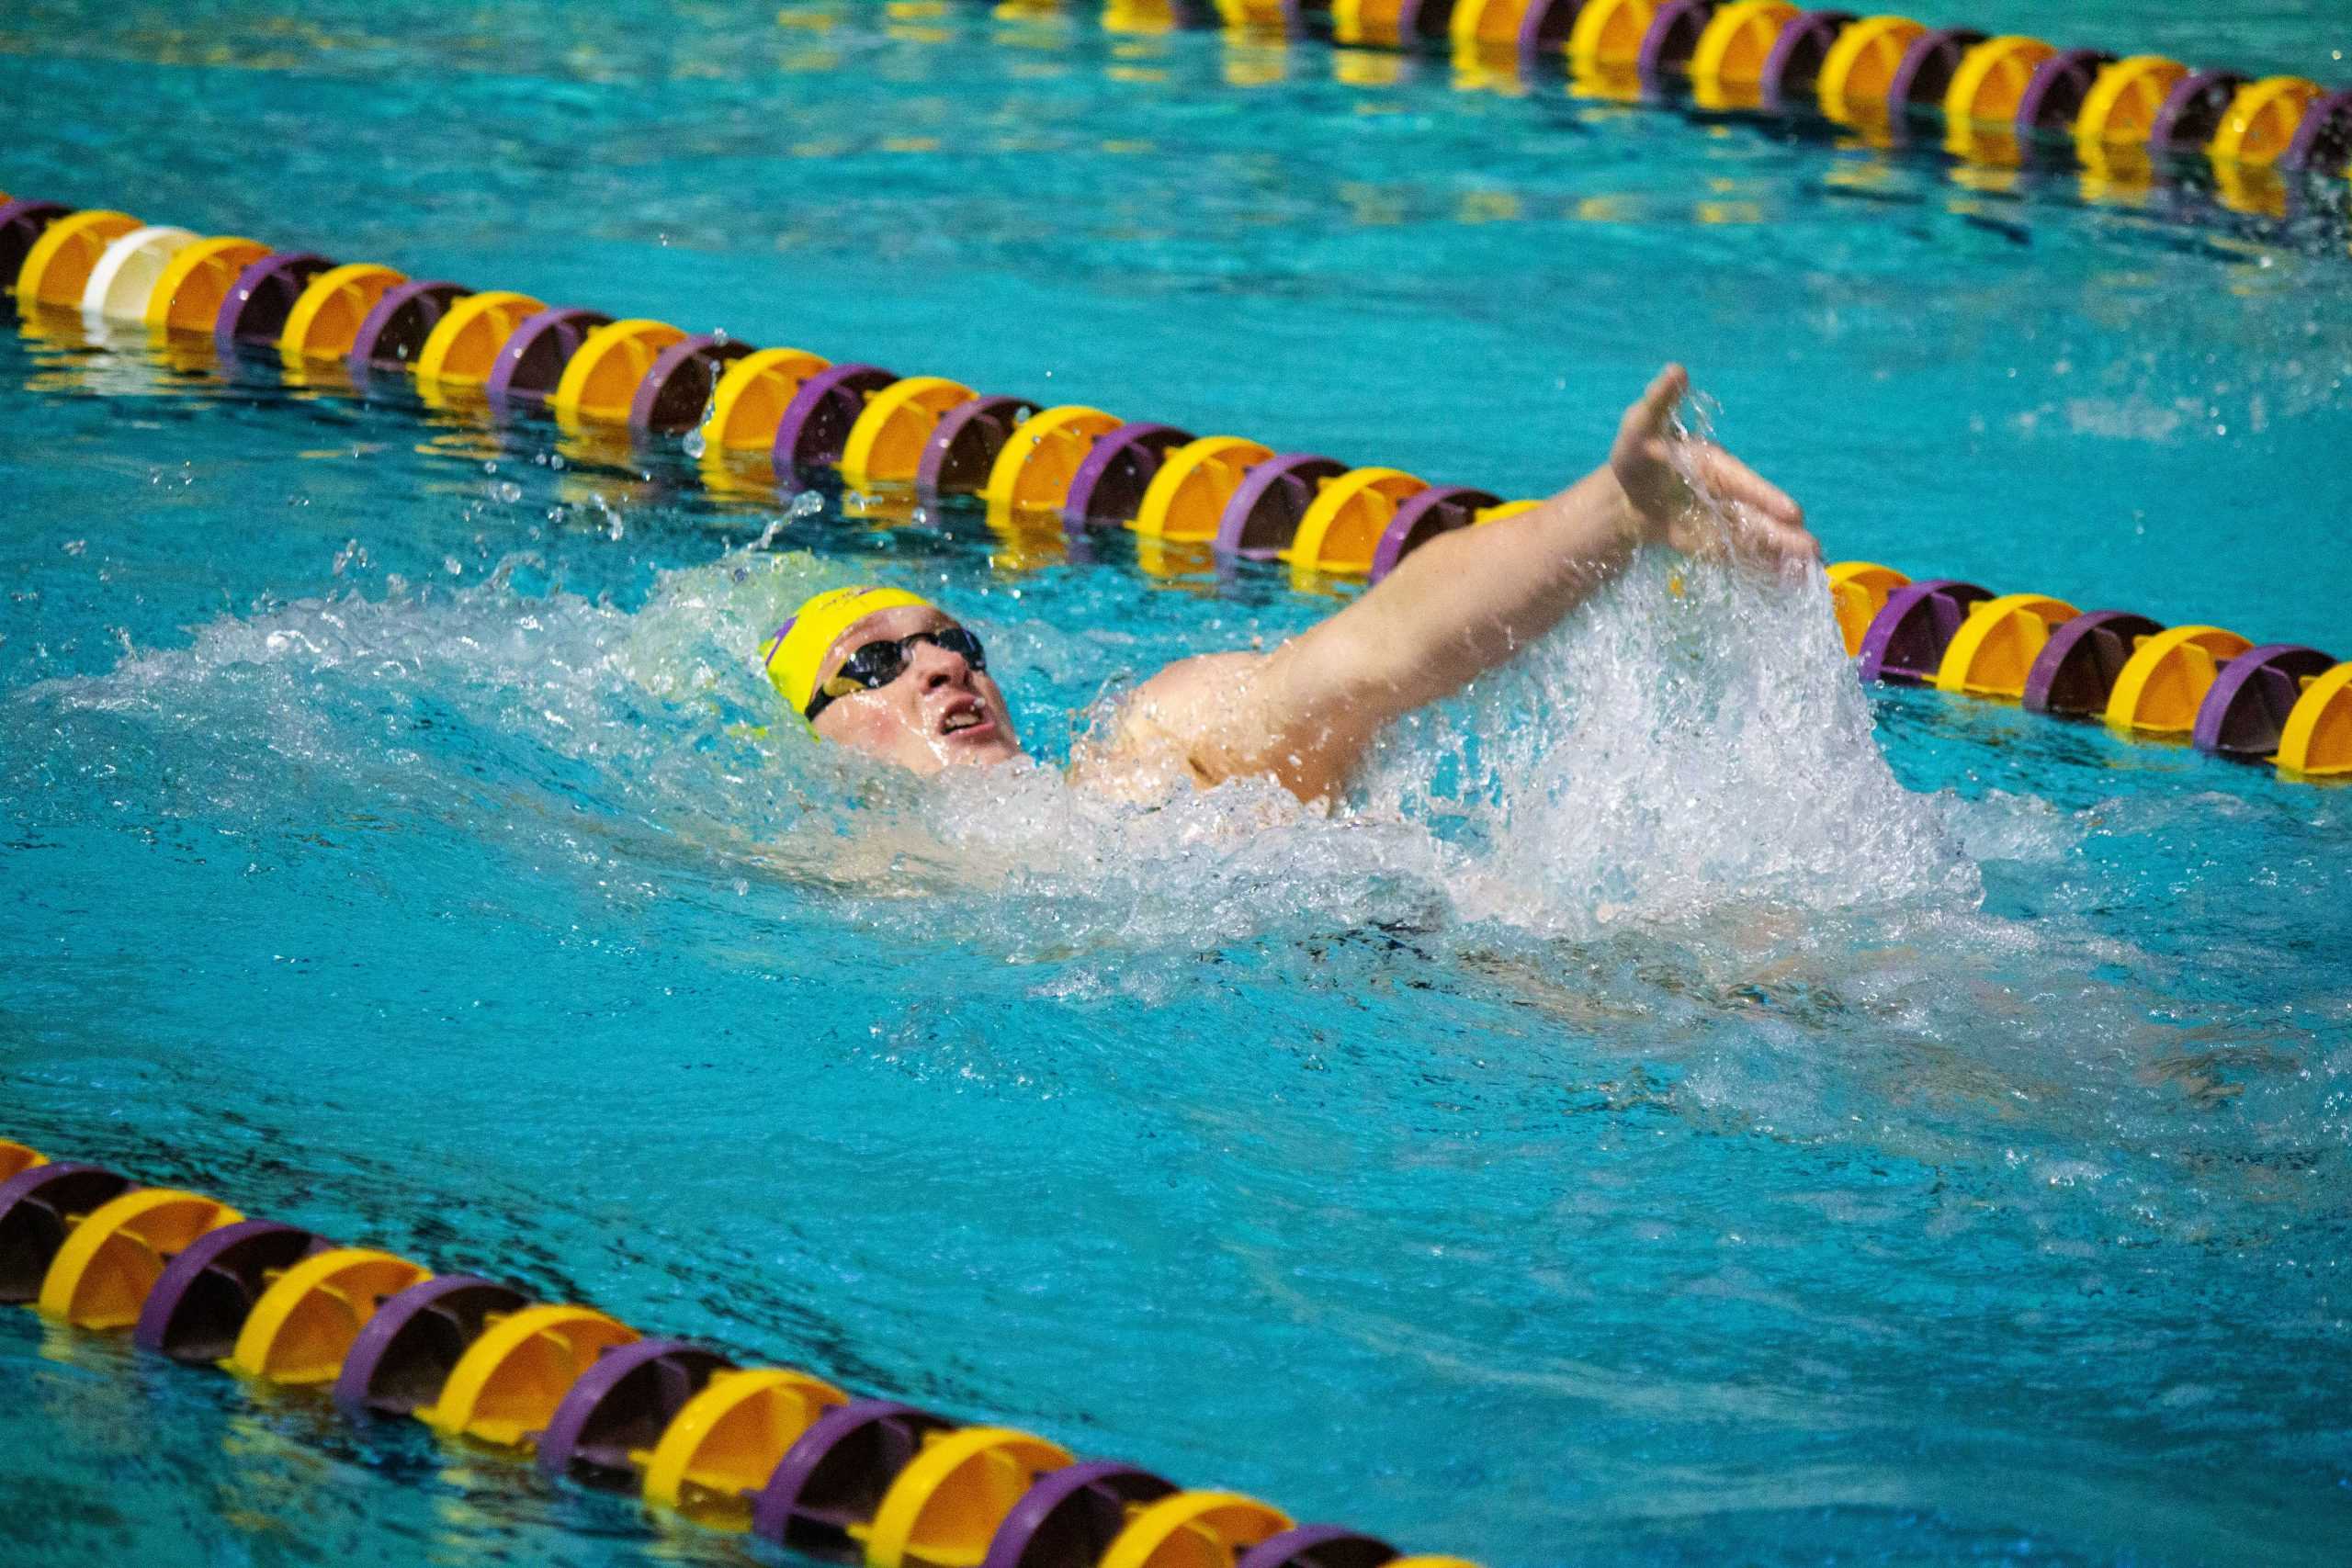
[809,604,1023,773]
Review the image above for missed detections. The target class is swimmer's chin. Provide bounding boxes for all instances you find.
[898,730,1030,775]
[928,742,1028,773]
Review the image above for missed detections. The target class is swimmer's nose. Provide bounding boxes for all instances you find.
[911,637,975,689]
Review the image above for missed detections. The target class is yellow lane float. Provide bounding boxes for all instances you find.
[866,1426,1076,1568]
[1567,0,1659,95]
[278,262,406,362]
[37,1188,243,1330]
[1826,561,1910,657]
[1692,1,1801,108]
[2075,56,2189,152]
[1451,0,1530,55]
[228,1247,433,1384]
[1099,1490,1295,1568]
[2211,75,2324,164]
[1286,466,1428,581]
[2278,663,2352,778]
[15,209,141,308]
[414,288,548,392]
[2105,625,2254,736]
[701,345,832,453]
[142,235,270,333]
[1943,34,2056,127]
[1817,16,1928,124]
[418,1303,639,1448]
[984,404,1123,513]
[642,1366,849,1528]
[1331,0,1408,49]
[841,375,977,489]
[1132,436,1274,541]
[552,317,685,428]
[1934,593,2081,699]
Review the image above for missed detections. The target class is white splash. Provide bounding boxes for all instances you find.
[32,523,1983,954]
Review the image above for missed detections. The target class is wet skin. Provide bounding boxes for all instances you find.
[806,367,1818,803]
[808,604,1026,773]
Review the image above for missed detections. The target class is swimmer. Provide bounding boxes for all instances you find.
[760,367,1818,805]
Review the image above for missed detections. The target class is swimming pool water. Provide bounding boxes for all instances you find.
[3,4,2349,1565]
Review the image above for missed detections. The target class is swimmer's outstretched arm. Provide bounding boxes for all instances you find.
[1092,366,1819,803]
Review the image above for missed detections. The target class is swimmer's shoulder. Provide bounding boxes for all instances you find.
[1067,650,1265,801]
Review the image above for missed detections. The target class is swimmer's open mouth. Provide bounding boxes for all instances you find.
[937,698,995,739]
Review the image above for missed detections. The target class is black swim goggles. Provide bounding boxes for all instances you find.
[804,626,989,720]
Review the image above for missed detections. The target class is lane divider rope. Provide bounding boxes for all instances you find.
[1828,565,2348,778]
[0,1139,1483,1568]
[1006,1,2352,222]
[2,191,2346,781]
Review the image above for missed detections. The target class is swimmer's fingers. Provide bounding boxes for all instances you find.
[1691,445,1802,530]
[1614,363,1690,458]
[1607,365,1820,567]
[1609,364,1697,538]
[1689,445,1820,566]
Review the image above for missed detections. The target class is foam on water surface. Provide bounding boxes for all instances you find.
[21,491,2335,1186]
[3,2,2350,1562]
[28,508,1981,957]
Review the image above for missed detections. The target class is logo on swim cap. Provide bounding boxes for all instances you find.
[761,586,935,728]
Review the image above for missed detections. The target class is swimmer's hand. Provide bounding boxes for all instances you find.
[1609,364,1819,570]
[1082,364,1819,807]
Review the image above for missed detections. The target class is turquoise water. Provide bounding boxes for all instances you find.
[4,4,2350,1565]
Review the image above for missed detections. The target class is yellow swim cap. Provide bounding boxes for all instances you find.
[761,585,936,725]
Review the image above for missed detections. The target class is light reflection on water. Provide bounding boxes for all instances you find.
[2,3,2349,1566]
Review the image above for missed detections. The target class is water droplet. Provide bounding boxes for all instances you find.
[682,426,707,459]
